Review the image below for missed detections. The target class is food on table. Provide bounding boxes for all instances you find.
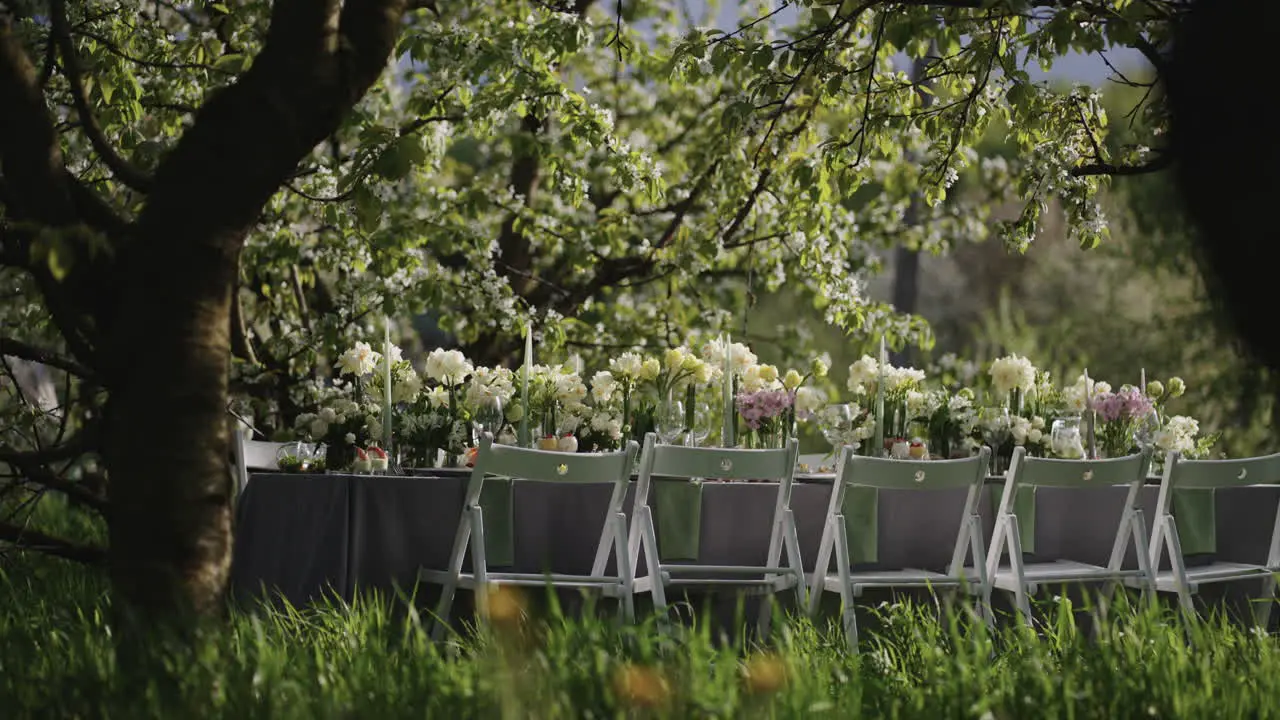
[367,446,389,471]
[353,447,372,473]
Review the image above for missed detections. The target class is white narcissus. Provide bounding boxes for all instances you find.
[392,368,423,404]
[425,348,474,385]
[905,390,927,419]
[846,355,878,394]
[337,342,382,377]
[610,352,644,378]
[555,371,588,405]
[794,386,826,417]
[591,370,617,403]
[988,354,1037,396]
[425,387,450,408]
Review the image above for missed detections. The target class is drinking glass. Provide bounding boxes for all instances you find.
[1133,408,1161,451]
[473,395,505,442]
[688,402,713,447]
[979,406,1012,473]
[820,404,855,460]
[656,399,685,444]
[1050,414,1085,459]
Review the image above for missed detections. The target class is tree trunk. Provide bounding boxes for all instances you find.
[103,231,239,619]
[889,52,933,367]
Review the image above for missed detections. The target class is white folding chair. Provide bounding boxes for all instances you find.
[232,427,287,495]
[808,447,992,651]
[1149,451,1280,626]
[420,434,640,639]
[628,434,803,635]
[986,446,1154,625]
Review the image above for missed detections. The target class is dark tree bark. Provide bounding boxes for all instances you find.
[1,0,408,623]
[890,53,933,367]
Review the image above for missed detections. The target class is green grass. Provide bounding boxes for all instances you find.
[3,552,1280,720]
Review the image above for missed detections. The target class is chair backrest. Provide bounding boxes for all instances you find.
[243,439,289,470]
[1163,451,1280,490]
[828,446,990,580]
[471,434,639,485]
[468,434,639,579]
[629,434,800,569]
[646,440,799,483]
[1008,447,1151,488]
[835,449,990,491]
[232,431,288,495]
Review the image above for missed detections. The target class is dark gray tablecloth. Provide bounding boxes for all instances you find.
[231,473,353,604]
[231,472,1280,610]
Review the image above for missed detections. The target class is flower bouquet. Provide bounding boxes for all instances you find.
[736,388,794,449]
[294,389,379,472]
[924,389,978,460]
[1092,387,1154,459]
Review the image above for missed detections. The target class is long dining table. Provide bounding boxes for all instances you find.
[231,469,1280,619]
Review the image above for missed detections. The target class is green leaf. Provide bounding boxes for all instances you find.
[98,78,114,105]
[214,54,249,73]
[751,45,773,71]
[353,185,383,233]
[47,240,72,281]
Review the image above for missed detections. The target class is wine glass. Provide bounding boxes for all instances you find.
[656,398,685,444]
[473,395,505,443]
[979,406,1012,473]
[1134,408,1161,451]
[688,402,713,447]
[820,404,855,461]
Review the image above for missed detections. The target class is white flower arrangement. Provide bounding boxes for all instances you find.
[424,348,474,386]
[699,338,756,377]
[988,354,1037,397]
[336,342,382,377]
[846,355,878,395]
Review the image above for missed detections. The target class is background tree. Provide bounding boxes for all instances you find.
[0,0,1189,621]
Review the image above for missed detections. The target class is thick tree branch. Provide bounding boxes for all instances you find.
[0,522,106,564]
[51,0,154,192]
[1072,151,1172,177]
[0,337,93,377]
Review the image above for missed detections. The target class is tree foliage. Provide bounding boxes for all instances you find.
[0,0,1185,616]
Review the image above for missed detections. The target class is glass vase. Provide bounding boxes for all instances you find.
[1050,415,1085,459]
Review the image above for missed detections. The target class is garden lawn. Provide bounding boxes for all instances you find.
[3,551,1280,720]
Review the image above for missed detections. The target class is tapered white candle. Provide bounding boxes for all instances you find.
[872,337,886,456]
[383,319,393,451]
[1083,367,1096,459]
[727,330,737,443]
[519,323,532,447]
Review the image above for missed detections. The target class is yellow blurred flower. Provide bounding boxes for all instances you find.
[483,584,526,632]
[640,358,662,381]
[612,663,670,709]
[758,364,779,383]
[783,369,804,390]
[742,653,788,695]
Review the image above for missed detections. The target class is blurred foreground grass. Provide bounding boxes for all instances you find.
[4,545,1280,719]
